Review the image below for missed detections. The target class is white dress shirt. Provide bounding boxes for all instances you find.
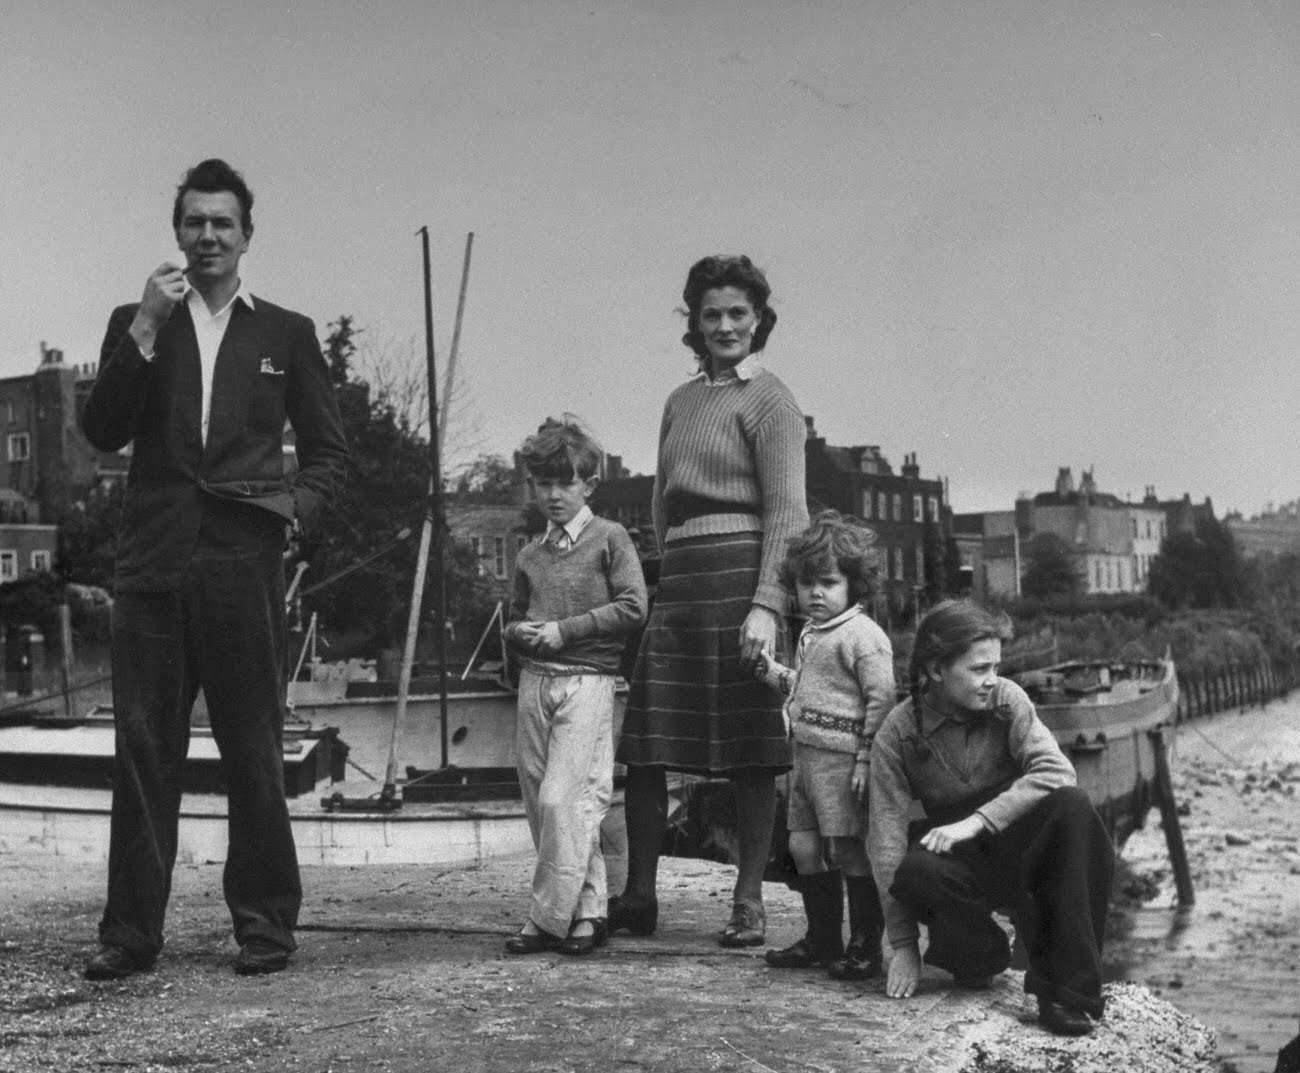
[186,280,255,445]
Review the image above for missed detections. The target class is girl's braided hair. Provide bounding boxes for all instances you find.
[907,599,1013,715]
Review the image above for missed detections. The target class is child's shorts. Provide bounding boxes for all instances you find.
[786,743,866,838]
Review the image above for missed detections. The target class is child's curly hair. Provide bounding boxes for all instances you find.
[780,510,880,607]
[517,414,603,482]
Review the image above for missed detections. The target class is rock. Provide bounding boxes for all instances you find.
[1225,832,1251,846]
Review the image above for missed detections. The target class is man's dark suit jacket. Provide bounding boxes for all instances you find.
[81,296,349,592]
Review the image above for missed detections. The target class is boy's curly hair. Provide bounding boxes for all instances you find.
[780,510,880,607]
[517,414,603,482]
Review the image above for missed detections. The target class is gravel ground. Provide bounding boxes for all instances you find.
[11,700,1300,1072]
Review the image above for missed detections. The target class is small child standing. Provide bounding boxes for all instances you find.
[502,417,648,956]
[758,511,895,979]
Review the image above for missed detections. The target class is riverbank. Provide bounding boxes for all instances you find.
[1,850,1216,1072]
[1105,694,1300,1072]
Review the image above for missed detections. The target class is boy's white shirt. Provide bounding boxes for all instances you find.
[545,504,594,547]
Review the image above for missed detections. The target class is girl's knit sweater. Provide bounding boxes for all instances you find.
[772,606,896,763]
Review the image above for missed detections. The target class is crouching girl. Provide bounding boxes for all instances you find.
[867,600,1114,1036]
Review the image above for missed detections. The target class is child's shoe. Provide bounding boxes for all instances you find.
[827,873,884,980]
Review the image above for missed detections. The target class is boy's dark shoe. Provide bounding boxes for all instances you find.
[235,940,290,976]
[1038,998,1094,1037]
[84,945,155,981]
[504,926,563,955]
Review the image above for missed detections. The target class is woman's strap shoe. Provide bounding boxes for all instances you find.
[608,895,658,936]
[557,919,608,957]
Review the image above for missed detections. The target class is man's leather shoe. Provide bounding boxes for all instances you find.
[235,940,290,976]
[503,927,563,955]
[85,945,154,981]
[607,894,657,936]
[557,919,608,957]
[1038,998,1094,1036]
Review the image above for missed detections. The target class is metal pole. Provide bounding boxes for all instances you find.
[438,232,474,455]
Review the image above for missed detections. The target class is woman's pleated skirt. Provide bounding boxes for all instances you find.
[616,531,792,777]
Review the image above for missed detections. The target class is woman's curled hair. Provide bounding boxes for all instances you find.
[680,254,778,359]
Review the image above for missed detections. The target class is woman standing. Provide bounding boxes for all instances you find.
[611,255,808,947]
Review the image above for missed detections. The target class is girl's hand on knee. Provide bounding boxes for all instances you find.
[886,943,921,998]
[919,815,986,856]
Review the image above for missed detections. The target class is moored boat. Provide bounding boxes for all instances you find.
[1015,656,1180,848]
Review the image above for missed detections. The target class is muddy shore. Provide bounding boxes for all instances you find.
[4,698,1298,1072]
[1102,696,1300,1073]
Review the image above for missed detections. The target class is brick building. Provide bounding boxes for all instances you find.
[0,343,128,526]
[1222,501,1300,559]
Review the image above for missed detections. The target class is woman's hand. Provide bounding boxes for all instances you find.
[739,605,780,668]
[919,814,987,856]
[886,942,922,998]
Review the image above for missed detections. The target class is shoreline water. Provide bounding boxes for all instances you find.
[1104,695,1300,1073]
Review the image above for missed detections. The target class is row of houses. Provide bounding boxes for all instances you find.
[6,338,1296,606]
[0,344,129,583]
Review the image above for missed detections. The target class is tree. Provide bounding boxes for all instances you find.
[1021,533,1081,599]
[302,317,509,656]
[1148,516,1242,609]
[57,483,125,589]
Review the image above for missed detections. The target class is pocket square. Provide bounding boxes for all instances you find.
[259,358,285,375]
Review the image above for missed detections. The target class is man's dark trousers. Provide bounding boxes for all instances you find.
[99,499,300,959]
[890,786,1114,1018]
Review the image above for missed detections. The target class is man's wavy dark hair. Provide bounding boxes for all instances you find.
[172,158,254,236]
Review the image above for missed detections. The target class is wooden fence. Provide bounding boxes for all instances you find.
[1176,655,1298,722]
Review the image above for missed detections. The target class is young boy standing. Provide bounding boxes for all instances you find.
[758,511,895,979]
[503,417,648,956]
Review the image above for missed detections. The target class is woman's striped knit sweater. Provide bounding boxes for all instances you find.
[651,365,808,613]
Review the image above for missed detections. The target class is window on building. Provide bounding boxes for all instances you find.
[7,432,29,462]
[1093,561,1102,591]
[893,546,905,581]
[877,492,888,520]
[469,536,484,575]
[1131,518,1138,537]
[493,536,507,579]
[1145,520,1152,538]
[30,550,50,573]
[0,551,16,581]
[912,494,923,523]
[861,491,873,520]
[515,534,527,555]
[927,496,938,522]
[915,545,925,582]
[892,493,901,522]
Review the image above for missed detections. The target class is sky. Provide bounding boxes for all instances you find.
[2,0,1297,516]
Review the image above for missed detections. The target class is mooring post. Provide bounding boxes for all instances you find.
[1149,722,1194,908]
